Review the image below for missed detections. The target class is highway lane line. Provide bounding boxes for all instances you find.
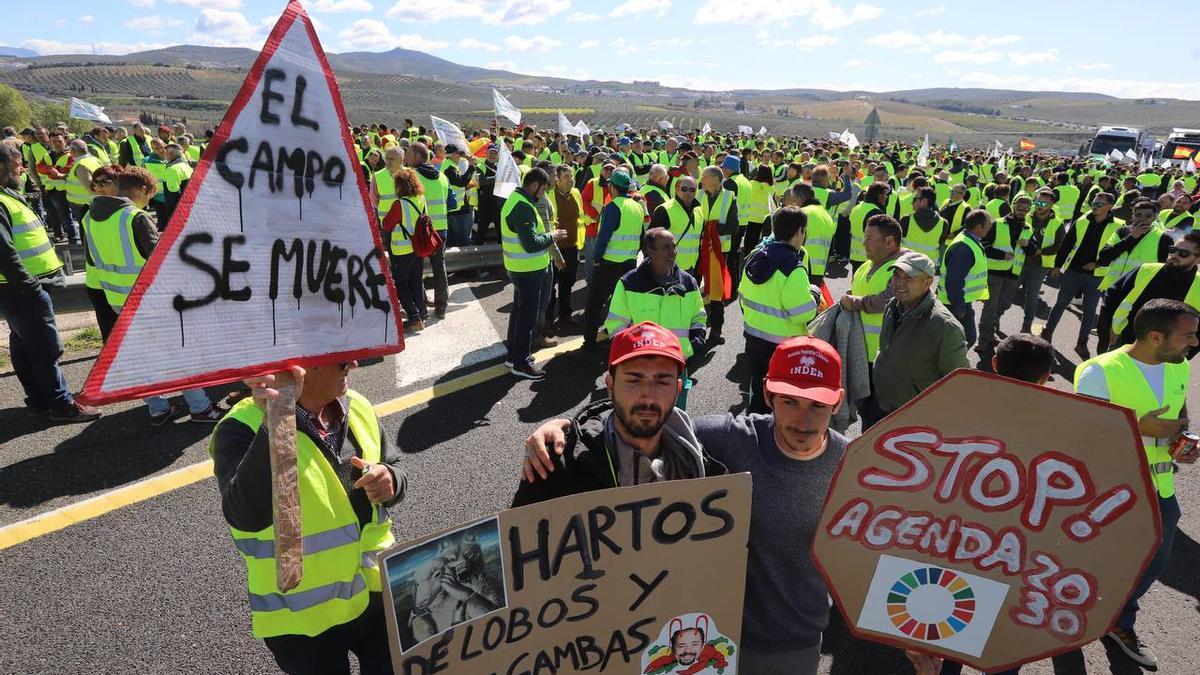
[0,336,584,552]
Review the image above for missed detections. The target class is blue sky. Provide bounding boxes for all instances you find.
[9,0,1200,99]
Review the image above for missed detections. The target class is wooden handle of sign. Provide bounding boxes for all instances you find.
[267,370,303,592]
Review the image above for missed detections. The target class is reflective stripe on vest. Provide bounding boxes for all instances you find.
[699,189,735,252]
[0,192,61,283]
[801,204,835,276]
[208,390,393,638]
[418,172,450,231]
[125,136,145,166]
[1073,350,1189,498]
[90,207,146,309]
[740,250,816,343]
[663,198,701,271]
[66,155,103,205]
[986,219,1031,276]
[602,197,646,263]
[851,258,898,362]
[903,215,943,265]
[374,168,396,220]
[1062,214,1123,276]
[390,196,425,256]
[938,232,990,304]
[500,191,551,273]
[849,203,882,262]
[1112,263,1200,336]
[1101,225,1166,291]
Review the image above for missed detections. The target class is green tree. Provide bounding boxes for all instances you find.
[29,100,91,136]
[0,84,32,130]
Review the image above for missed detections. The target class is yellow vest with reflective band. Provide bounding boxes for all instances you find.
[582,176,604,226]
[942,200,969,235]
[89,205,147,309]
[1100,225,1165,291]
[748,181,773,223]
[849,202,882,263]
[897,191,914,219]
[851,257,898,362]
[43,152,70,191]
[85,142,111,166]
[1054,184,1080,221]
[662,198,701,271]
[740,244,817,343]
[124,135,145,166]
[1160,209,1194,233]
[1032,213,1064,267]
[79,210,101,290]
[903,214,944,264]
[373,168,396,222]
[601,196,645,263]
[1111,264,1200,336]
[439,159,466,213]
[0,192,62,282]
[938,232,990,304]
[500,190,551,273]
[143,156,169,204]
[984,198,1007,222]
[208,390,395,638]
[186,144,201,163]
[604,274,705,358]
[986,217,1032,276]
[1061,214,1123,276]
[698,188,736,252]
[164,159,193,195]
[642,184,668,216]
[390,196,425,256]
[813,185,829,209]
[730,173,752,227]
[416,171,450,231]
[800,203,835,276]
[66,154,103,205]
[1074,349,1188,498]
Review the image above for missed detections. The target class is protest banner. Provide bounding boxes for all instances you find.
[701,121,711,134]
[559,111,577,137]
[493,88,521,125]
[916,134,930,167]
[78,0,403,589]
[494,140,521,200]
[737,125,753,135]
[69,96,111,124]
[380,474,751,675]
[657,120,674,130]
[812,370,1160,672]
[431,115,471,154]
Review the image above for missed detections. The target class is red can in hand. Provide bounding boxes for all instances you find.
[1170,431,1198,459]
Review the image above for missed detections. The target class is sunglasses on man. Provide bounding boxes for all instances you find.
[1169,247,1196,258]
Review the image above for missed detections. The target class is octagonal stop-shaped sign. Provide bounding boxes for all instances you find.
[813,370,1161,672]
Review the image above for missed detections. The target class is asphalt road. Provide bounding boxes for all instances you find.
[2,262,1199,675]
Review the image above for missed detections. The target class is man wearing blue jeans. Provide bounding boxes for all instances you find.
[1041,192,1121,359]
[0,143,100,422]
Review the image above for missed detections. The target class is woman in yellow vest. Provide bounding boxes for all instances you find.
[381,167,429,332]
[79,164,121,341]
[214,362,406,675]
[1074,299,1198,669]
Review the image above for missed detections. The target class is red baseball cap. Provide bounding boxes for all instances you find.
[764,336,842,405]
[608,322,686,370]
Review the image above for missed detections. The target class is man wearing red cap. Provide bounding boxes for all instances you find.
[521,336,850,674]
[511,321,724,506]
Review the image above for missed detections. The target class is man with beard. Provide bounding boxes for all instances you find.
[670,627,705,668]
[511,321,722,506]
[521,336,849,674]
[1099,231,1200,355]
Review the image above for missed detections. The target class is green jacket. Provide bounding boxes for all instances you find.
[873,292,969,412]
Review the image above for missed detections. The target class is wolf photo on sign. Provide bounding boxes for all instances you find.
[383,517,506,652]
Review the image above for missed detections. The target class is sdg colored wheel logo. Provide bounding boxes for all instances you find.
[887,567,976,641]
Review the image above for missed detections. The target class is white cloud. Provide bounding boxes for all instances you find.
[80,15,95,23]
[457,37,499,52]
[845,58,871,68]
[915,5,945,15]
[868,30,1020,52]
[337,18,449,51]
[485,60,517,71]
[21,38,171,55]
[191,8,265,47]
[1069,62,1111,71]
[128,0,156,7]
[694,0,882,30]
[503,34,562,54]
[167,0,241,8]
[609,0,671,18]
[123,15,186,31]
[648,38,692,49]
[958,71,1200,100]
[611,37,639,54]
[934,49,1003,65]
[579,39,599,48]
[768,35,839,50]
[309,0,373,11]
[652,73,738,91]
[1008,49,1058,67]
[386,0,568,26]
[565,11,600,22]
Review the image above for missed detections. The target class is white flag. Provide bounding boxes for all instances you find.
[758,126,767,136]
[916,134,930,168]
[701,121,711,134]
[829,131,842,141]
[1125,148,1138,161]
[1109,149,1124,163]
[429,115,470,154]
[738,124,753,135]
[575,120,590,137]
[492,88,521,125]
[991,140,1003,159]
[494,141,521,200]
[614,122,631,132]
[1187,157,1197,174]
[657,119,674,130]
[845,133,860,150]
[1161,159,1172,169]
[69,96,111,124]
[558,110,576,137]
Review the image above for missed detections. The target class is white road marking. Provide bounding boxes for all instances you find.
[394,283,506,389]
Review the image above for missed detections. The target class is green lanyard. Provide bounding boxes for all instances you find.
[603,442,619,487]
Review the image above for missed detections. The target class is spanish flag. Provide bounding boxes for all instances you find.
[1019,138,1036,151]
[1173,146,1196,159]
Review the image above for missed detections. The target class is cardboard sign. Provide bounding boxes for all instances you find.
[381,474,751,675]
[79,0,401,405]
[812,370,1161,672]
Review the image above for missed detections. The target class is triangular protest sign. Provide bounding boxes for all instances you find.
[492,88,521,125]
[557,110,576,137]
[79,0,402,405]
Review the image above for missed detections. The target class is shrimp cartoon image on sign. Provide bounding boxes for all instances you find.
[641,613,737,675]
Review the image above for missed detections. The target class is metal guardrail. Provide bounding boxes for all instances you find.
[432,244,502,276]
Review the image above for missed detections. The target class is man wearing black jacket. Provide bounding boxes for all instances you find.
[1099,231,1200,355]
[473,145,498,246]
[442,144,477,247]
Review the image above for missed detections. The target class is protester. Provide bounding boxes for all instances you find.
[975,194,1032,354]
[407,142,451,319]
[548,164,584,329]
[1075,299,1200,669]
[1042,191,1121,356]
[939,208,992,348]
[381,166,429,332]
[581,170,644,354]
[212,361,406,675]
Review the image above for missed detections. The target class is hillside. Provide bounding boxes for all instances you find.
[2,44,1196,151]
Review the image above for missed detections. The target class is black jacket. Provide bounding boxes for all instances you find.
[511,399,727,508]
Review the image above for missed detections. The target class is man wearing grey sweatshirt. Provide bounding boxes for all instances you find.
[521,335,848,675]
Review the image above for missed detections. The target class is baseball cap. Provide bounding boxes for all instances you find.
[609,170,636,189]
[893,251,936,278]
[764,337,842,405]
[617,136,631,146]
[608,322,686,371]
[721,156,741,172]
